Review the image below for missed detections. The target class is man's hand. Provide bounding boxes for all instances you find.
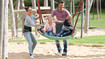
[54,20,58,23]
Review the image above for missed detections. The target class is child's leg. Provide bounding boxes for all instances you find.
[57,30,64,36]
[61,31,71,37]
[49,31,54,36]
[45,31,49,35]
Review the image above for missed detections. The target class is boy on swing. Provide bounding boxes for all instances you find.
[56,16,73,37]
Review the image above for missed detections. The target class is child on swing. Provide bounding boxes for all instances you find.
[44,16,56,36]
[56,16,73,37]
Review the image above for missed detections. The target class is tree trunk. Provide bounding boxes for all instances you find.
[84,0,89,33]
[0,0,4,59]
[81,0,84,38]
[20,0,25,9]
[93,0,95,19]
[64,0,66,8]
[97,0,99,20]
[70,0,72,15]
[15,0,20,37]
[44,0,48,7]
[51,0,55,11]
[9,0,16,39]
[2,0,8,58]
[72,0,75,25]
[100,0,102,19]
[20,0,25,34]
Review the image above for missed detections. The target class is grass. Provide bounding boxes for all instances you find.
[9,35,105,44]
[74,10,105,27]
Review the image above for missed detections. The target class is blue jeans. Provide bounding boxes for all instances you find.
[57,30,71,37]
[45,31,54,36]
[56,40,67,53]
[23,32,37,54]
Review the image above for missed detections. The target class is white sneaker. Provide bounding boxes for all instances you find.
[29,54,35,58]
[55,52,61,56]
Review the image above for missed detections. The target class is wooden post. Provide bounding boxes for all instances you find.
[44,0,48,7]
[72,0,75,25]
[70,0,72,15]
[20,0,25,34]
[9,0,16,39]
[15,0,20,37]
[2,0,8,58]
[31,0,39,37]
[81,0,84,38]
[51,0,55,11]
[0,0,4,58]
[96,0,99,19]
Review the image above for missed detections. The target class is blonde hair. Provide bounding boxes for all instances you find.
[47,16,54,20]
[66,16,72,20]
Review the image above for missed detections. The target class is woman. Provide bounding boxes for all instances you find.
[23,7,42,58]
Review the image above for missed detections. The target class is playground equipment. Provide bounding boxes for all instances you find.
[8,0,94,39]
[36,0,85,40]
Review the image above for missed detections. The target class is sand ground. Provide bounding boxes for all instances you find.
[8,42,105,59]
[8,29,105,59]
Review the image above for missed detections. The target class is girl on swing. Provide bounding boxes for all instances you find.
[44,16,56,36]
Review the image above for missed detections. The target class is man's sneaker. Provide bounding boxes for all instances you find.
[29,53,35,58]
[55,52,61,56]
[62,52,67,56]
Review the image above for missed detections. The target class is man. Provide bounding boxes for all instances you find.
[51,1,71,56]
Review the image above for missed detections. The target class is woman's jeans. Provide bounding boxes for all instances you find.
[56,22,67,53]
[23,32,37,54]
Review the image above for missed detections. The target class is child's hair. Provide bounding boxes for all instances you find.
[24,7,31,11]
[47,16,54,20]
[66,16,72,20]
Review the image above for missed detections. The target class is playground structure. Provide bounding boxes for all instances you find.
[8,0,94,40]
[1,0,103,59]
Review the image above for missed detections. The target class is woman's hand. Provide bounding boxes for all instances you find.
[35,24,42,27]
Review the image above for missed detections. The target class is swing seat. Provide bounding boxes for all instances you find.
[37,29,77,40]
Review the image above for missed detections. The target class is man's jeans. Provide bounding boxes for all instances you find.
[56,22,68,53]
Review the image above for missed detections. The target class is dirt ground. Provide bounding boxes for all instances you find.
[8,29,105,59]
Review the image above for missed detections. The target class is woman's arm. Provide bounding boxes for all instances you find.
[26,16,36,26]
[32,15,38,20]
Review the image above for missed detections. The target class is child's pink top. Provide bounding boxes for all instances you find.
[44,22,56,32]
